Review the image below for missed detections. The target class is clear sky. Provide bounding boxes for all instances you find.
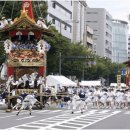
[86,0,130,22]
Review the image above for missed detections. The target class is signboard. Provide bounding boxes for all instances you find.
[121,69,126,75]
[7,50,44,67]
[117,75,121,88]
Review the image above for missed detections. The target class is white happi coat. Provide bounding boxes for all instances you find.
[71,94,85,110]
[126,92,130,102]
[107,91,113,102]
[85,92,92,103]
[93,90,100,102]
[21,95,37,109]
[99,92,108,103]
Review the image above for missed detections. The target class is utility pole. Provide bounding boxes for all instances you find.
[59,52,61,75]
[82,63,84,80]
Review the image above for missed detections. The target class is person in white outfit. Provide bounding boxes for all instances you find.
[37,17,48,29]
[1,17,8,27]
[16,92,38,116]
[71,93,85,114]
[93,88,100,109]
[7,19,13,25]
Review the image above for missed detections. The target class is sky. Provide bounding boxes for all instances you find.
[86,0,130,23]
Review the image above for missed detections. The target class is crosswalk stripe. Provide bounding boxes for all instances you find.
[16,116,35,120]
[4,109,121,130]
[98,110,110,113]
[124,111,130,114]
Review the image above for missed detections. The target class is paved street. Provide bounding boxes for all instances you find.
[0,108,130,130]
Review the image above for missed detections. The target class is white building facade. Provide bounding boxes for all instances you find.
[86,8,112,59]
[128,36,130,59]
[47,0,87,44]
[112,19,129,63]
[47,0,73,41]
[72,1,87,44]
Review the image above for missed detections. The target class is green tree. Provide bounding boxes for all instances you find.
[0,1,21,20]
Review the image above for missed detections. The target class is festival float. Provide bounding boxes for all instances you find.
[0,1,52,105]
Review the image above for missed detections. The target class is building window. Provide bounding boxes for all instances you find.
[71,0,72,6]
[70,13,72,19]
[70,27,71,33]
[87,12,98,14]
[52,18,55,24]
[52,2,56,8]
[64,25,67,30]
[86,21,97,23]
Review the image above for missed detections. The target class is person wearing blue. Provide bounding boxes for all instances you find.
[16,91,41,116]
[13,92,28,110]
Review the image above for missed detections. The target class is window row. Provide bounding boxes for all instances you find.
[86,21,98,23]
[51,18,71,33]
[106,32,112,38]
[106,23,112,31]
[52,2,72,19]
[86,12,98,14]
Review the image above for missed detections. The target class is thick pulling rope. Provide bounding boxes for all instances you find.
[32,1,39,19]
[37,1,43,18]
[0,1,7,16]
[11,1,15,19]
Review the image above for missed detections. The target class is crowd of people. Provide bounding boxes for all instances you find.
[61,86,130,113]
[8,85,130,115]
[6,71,45,91]
[1,74,130,115]
[0,17,13,28]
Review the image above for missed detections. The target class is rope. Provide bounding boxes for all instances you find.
[37,1,43,18]
[11,0,15,19]
[0,1,7,16]
[32,1,39,19]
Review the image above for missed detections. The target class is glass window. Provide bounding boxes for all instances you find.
[52,18,55,24]
[64,25,67,30]
[52,2,56,8]
[71,0,72,6]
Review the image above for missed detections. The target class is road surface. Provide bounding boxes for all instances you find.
[0,108,130,130]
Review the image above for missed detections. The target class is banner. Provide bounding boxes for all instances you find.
[22,0,35,20]
[117,75,121,88]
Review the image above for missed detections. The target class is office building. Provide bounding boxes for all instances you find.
[47,0,87,44]
[86,8,112,59]
[112,19,129,63]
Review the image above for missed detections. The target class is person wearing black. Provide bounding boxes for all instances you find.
[79,91,86,101]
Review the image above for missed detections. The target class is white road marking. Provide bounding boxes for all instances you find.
[98,110,110,113]
[78,111,121,130]
[38,110,108,129]
[16,116,35,120]
[124,111,130,114]
[5,109,121,130]
[34,110,51,113]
